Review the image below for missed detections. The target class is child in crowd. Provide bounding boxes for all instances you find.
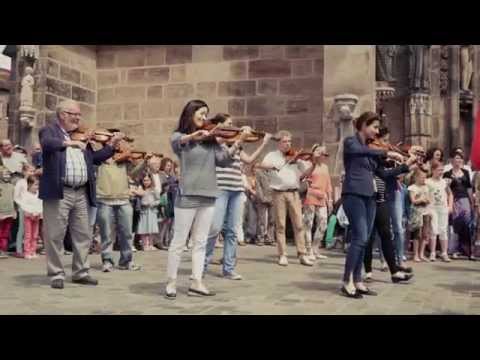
[426,161,453,262]
[13,163,35,257]
[136,173,161,251]
[18,176,42,259]
[408,169,434,262]
[0,168,15,258]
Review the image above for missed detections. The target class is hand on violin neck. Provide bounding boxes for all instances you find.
[386,151,403,163]
[110,132,125,146]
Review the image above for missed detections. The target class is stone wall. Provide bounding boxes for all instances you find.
[96,45,324,157]
[40,45,97,127]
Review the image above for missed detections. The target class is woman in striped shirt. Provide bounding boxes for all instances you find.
[204,113,272,280]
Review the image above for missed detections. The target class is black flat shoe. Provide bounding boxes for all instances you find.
[392,273,414,283]
[72,276,98,286]
[398,266,413,273]
[356,288,378,296]
[341,286,363,299]
[188,288,216,297]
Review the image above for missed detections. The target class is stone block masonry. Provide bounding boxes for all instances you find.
[96,45,325,157]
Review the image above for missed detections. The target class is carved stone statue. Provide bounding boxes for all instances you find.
[376,45,397,82]
[460,45,473,92]
[407,45,432,92]
[20,45,40,61]
[20,67,34,111]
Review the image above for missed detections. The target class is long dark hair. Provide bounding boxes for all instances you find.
[354,111,380,132]
[426,147,444,162]
[175,99,209,135]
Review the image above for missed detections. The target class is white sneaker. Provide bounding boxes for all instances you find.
[278,255,289,266]
[299,255,314,267]
[316,253,328,260]
[224,272,243,280]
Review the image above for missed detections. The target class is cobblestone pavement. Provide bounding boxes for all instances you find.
[1,244,479,315]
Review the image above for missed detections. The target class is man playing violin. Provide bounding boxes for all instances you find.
[94,128,145,273]
[260,130,316,267]
[39,100,124,289]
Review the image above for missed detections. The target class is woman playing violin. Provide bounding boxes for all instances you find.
[203,113,273,280]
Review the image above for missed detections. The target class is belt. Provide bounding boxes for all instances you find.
[273,188,298,193]
[64,184,86,191]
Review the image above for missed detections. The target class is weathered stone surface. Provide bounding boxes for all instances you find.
[228,99,246,116]
[141,101,171,119]
[304,132,323,148]
[223,46,259,60]
[259,45,284,59]
[323,120,339,143]
[45,94,57,111]
[147,86,163,99]
[230,62,247,79]
[170,65,186,82]
[278,114,322,132]
[247,97,285,116]
[79,103,95,123]
[60,65,81,84]
[249,59,291,78]
[185,62,230,82]
[192,45,223,62]
[258,79,278,95]
[314,58,323,76]
[46,60,59,77]
[123,103,140,121]
[97,104,122,123]
[254,117,278,134]
[146,47,166,66]
[196,82,217,98]
[286,45,323,59]
[279,78,323,96]
[97,88,115,103]
[127,67,169,84]
[81,73,96,90]
[47,47,69,64]
[97,51,116,69]
[166,46,193,65]
[118,122,145,137]
[46,77,71,98]
[165,84,194,98]
[98,71,119,87]
[115,86,146,102]
[72,86,95,104]
[116,47,146,67]
[286,98,309,114]
[218,81,256,97]
[292,60,313,77]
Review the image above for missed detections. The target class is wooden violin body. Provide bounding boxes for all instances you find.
[201,122,280,144]
[70,126,134,144]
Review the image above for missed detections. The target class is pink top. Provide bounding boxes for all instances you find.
[304,164,332,207]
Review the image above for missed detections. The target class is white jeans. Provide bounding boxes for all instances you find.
[166,206,215,281]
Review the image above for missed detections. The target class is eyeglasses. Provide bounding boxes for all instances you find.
[62,111,82,117]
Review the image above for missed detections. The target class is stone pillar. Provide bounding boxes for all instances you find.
[332,94,358,175]
[323,45,376,181]
[448,45,461,151]
[405,92,432,149]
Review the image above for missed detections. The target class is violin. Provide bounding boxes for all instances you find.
[128,151,164,161]
[201,123,280,144]
[70,127,134,144]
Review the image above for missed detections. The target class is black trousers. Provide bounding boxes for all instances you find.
[364,202,399,275]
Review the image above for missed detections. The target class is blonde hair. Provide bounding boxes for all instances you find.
[276,130,292,140]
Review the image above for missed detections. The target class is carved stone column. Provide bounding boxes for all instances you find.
[332,93,359,175]
[405,93,432,149]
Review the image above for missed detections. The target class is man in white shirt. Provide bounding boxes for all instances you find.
[261,130,314,267]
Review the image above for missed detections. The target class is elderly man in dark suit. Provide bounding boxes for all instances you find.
[39,99,123,289]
